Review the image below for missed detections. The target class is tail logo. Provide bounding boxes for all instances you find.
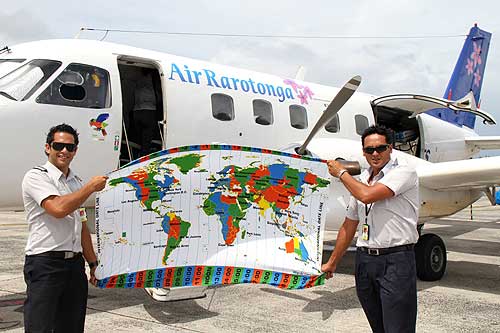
[466,42,483,87]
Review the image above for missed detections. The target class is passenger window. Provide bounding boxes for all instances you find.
[325,114,340,133]
[211,93,234,121]
[253,99,273,125]
[36,63,111,108]
[0,59,61,101]
[355,114,369,135]
[289,105,307,129]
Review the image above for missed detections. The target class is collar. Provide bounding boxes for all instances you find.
[43,161,78,182]
[361,157,399,183]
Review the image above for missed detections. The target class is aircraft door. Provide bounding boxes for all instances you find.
[117,58,165,165]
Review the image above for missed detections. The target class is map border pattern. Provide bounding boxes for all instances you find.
[97,265,325,289]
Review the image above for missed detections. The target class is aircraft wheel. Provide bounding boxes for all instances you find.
[415,233,447,281]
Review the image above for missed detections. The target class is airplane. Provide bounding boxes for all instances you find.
[0,24,499,284]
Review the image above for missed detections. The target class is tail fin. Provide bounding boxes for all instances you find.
[426,24,491,128]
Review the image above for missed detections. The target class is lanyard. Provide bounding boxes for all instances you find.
[364,203,373,225]
[365,172,377,224]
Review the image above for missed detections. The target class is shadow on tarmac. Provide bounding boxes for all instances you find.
[86,288,218,325]
[261,287,360,320]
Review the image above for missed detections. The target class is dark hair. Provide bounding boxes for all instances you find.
[361,125,392,146]
[45,124,79,156]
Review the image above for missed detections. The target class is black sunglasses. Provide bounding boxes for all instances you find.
[51,142,77,152]
[363,144,389,154]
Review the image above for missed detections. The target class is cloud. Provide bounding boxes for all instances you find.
[0,9,54,44]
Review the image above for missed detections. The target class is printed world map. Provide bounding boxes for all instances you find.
[95,146,330,286]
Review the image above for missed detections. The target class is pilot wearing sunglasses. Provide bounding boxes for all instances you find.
[21,124,108,332]
[322,125,419,333]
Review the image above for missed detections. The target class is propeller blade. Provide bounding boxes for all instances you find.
[296,75,361,155]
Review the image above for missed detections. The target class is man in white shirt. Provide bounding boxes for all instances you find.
[22,124,107,332]
[322,125,419,333]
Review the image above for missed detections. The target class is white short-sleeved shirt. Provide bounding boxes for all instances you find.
[22,161,84,255]
[346,158,419,248]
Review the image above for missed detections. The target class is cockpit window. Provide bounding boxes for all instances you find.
[36,63,111,108]
[0,59,25,78]
[0,59,61,101]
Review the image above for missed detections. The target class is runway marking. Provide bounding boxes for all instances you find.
[423,286,500,305]
[447,251,500,266]
[422,224,452,230]
[452,228,500,243]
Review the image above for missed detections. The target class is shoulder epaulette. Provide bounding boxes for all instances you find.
[32,166,48,172]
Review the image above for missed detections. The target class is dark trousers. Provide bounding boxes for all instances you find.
[355,248,417,333]
[133,109,156,158]
[23,255,88,333]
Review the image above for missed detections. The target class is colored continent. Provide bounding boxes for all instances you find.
[285,237,309,262]
[109,158,179,211]
[203,191,250,245]
[161,212,191,264]
[168,153,202,174]
[203,163,329,244]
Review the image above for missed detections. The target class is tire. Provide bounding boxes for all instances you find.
[415,233,447,281]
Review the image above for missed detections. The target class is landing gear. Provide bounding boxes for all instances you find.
[145,287,207,302]
[415,233,447,281]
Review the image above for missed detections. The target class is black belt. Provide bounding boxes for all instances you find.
[358,244,414,256]
[31,251,82,259]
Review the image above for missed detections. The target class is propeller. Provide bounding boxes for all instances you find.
[296,75,362,155]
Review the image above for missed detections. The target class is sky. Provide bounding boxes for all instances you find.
[1,0,499,138]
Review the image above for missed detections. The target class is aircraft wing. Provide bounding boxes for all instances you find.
[417,156,500,191]
[465,136,500,150]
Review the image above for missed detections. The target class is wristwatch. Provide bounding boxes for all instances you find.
[88,260,98,269]
[338,169,348,179]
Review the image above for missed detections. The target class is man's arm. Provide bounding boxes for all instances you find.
[327,160,393,204]
[339,173,393,204]
[321,217,359,278]
[42,176,107,218]
[81,222,98,286]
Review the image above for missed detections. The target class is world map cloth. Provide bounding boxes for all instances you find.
[95,145,330,289]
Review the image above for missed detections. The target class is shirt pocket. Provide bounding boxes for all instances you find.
[56,181,71,195]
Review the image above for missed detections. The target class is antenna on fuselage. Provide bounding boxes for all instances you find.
[296,75,362,155]
[75,27,110,41]
[74,27,84,39]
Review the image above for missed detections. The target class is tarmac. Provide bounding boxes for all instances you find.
[1,197,499,332]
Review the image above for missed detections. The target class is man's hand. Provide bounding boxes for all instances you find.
[327,160,347,178]
[86,176,108,193]
[321,262,337,279]
[89,266,98,286]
